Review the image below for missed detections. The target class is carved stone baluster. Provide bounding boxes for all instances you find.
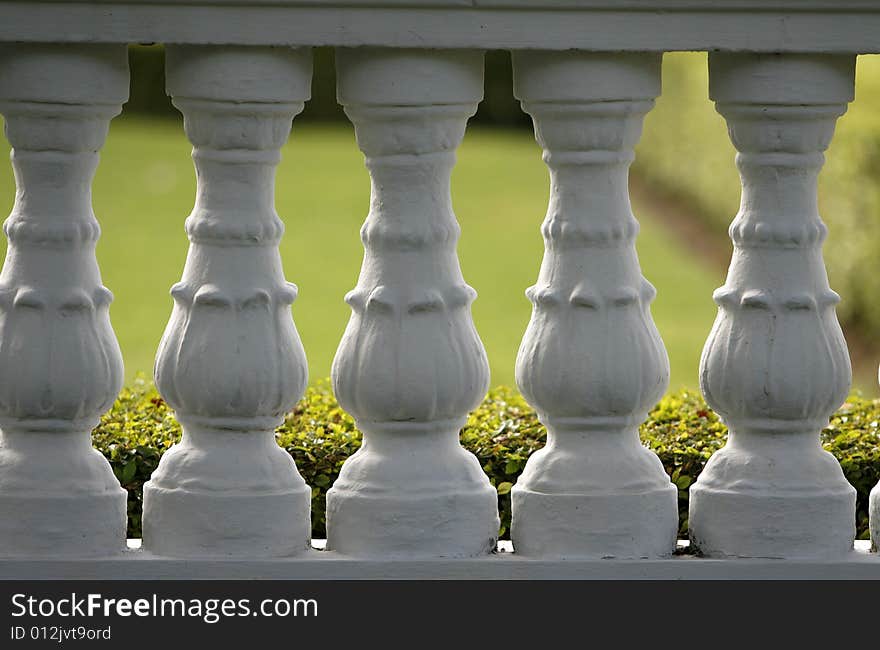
[327,48,499,557]
[0,44,128,556]
[510,52,678,558]
[142,46,312,557]
[875,390,880,548]
[690,54,856,558]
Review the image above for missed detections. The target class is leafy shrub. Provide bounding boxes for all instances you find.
[93,378,880,541]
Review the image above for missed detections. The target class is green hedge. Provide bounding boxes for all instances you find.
[93,378,880,541]
[635,52,880,338]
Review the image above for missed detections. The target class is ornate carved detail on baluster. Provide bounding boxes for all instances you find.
[690,53,857,559]
[510,51,677,558]
[326,48,499,558]
[142,46,312,558]
[0,44,128,556]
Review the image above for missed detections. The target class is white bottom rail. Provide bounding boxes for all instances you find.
[0,541,877,580]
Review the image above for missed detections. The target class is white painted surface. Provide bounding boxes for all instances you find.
[510,52,677,559]
[871,480,880,549]
[0,44,129,557]
[3,2,880,52]
[142,46,313,558]
[0,539,877,580]
[0,5,878,573]
[691,54,857,559]
[326,48,499,558]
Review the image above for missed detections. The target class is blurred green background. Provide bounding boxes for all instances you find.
[1,47,878,394]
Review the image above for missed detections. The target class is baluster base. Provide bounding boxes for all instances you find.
[142,486,311,559]
[325,419,499,558]
[689,427,856,558]
[0,493,126,558]
[511,486,677,559]
[869,483,880,551]
[142,425,311,558]
[326,487,499,559]
[689,486,856,559]
[510,424,678,558]
[0,430,127,557]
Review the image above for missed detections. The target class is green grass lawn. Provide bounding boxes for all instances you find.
[0,117,719,390]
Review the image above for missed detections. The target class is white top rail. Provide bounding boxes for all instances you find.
[2,0,880,52]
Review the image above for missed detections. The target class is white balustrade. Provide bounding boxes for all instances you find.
[142,46,313,557]
[0,44,128,556]
[326,48,500,558]
[1,2,879,577]
[690,54,857,559]
[874,429,880,549]
[510,52,678,559]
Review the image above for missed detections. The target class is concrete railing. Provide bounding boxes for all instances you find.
[1,1,880,579]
